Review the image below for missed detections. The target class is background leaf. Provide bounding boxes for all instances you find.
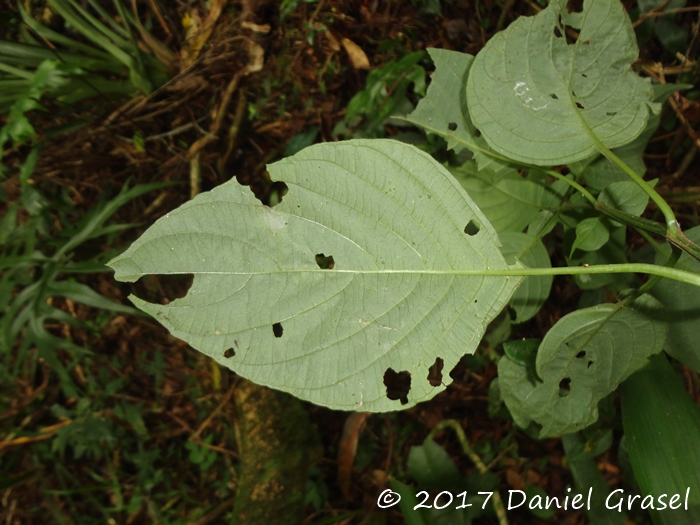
[498,295,668,436]
[651,225,700,373]
[597,180,650,220]
[449,162,563,233]
[621,354,700,525]
[562,432,628,525]
[407,438,462,489]
[110,140,521,412]
[467,0,658,165]
[499,232,552,323]
[571,217,609,256]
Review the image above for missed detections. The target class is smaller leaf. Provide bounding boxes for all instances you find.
[571,218,609,257]
[503,338,540,367]
[499,295,668,437]
[655,14,689,55]
[565,225,633,291]
[527,211,557,237]
[652,82,694,103]
[524,485,557,520]
[597,180,650,221]
[390,479,430,525]
[500,232,552,323]
[450,163,561,233]
[503,338,541,384]
[284,127,318,157]
[407,438,462,490]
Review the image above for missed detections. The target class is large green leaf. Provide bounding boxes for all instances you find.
[499,232,552,323]
[467,0,658,166]
[651,225,700,373]
[621,354,700,525]
[498,295,667,436]
[109,140,522,412]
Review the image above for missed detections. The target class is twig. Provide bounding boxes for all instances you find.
[0,419,71,449]
[188,70,245,157]
[218,88,248,176]
[190,382,236,441]
[668,96,700,150]
[632,0,672,27]
[633,3,699,27]
[286,0,326,78]
[428,419,509,525]
[187,498,235,525]
[194,440,239,458]
[146,0,173,37]
[497,0,518,31]
[190,152,201,199]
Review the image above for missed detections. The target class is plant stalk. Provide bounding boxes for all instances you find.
[428,419,509,525]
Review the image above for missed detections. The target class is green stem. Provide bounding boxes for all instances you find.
[209,264,700,287]
[618,246,682,304]
[427,420,509,525]
[493,263,700,287]
[570,95,700,262]
[567,88,678,228]
[541,169,596,204]
[395,115,700,260]
[594,201,668,237]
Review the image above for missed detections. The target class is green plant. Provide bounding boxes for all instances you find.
[390,420,504,524]
[335,50,427,138]
[0,0,173,170]
[109,0,700,521]
[0,180,169,397]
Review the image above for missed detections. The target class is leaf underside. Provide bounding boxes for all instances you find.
[109,140,522,412]
[467,0,658,165]
[405,48,511,174]
[499,295,667,436]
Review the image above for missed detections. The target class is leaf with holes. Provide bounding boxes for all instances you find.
[498,294,667,437]
[404,48,509,174]
[467,0,659,166]
[109,140,522,412]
